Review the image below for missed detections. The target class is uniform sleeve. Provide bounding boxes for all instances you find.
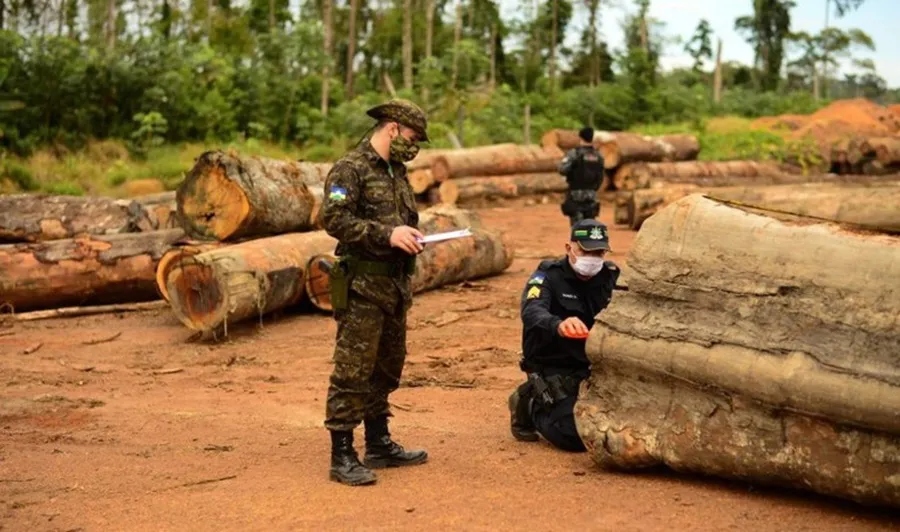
[321,162,393,253]
[520,270,562,339]
[557,149,577,175]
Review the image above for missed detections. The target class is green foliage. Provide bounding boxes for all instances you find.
[1,159,38,190]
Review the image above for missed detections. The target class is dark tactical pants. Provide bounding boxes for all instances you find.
[532,395,586,452]
[562,189,600,227]
[324,293,407,431]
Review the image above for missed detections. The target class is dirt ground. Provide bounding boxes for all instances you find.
[1,199,897,531]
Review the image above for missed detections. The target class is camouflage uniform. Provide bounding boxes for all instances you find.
[322,138,419,431]
[321,99,430,486]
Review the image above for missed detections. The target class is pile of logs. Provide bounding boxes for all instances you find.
[829,136,900,175]
[0,149,515,335]
[613,167,900,230]
[407,143,569,204]
[575,194,900,508]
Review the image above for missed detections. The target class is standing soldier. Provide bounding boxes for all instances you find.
[558,127,605,226]
[321,99,430,486]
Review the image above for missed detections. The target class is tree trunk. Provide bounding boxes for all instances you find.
[0,195,125,243]
[422,0,435,101]
[345,0,359,98]
[175,150,329,241]
[321,0,333,116]
[713,38,723,103]
[576,194,900,508]
[206,0,213,38]
[155,242,226,302]
[304,206,513,312]
[430,144,563,181]
[451,1,462,89]
[541,129,585,151]
[402,0,413,91]
[612,161,800,190]
[588,0,598,86]
[455,173,568,202]
[106,0,115,48]
[523,103,532,145]
[597,132,699,169]
[165,231,337,334]
[0,229,184,313]
[549,0,558,93]
[623,181,900,231]
[489,23,497,90]
[406,148,456,172]
[268,0,275,30]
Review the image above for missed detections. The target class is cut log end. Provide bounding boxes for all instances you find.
[155,244,222,302]
[166,262,227,331]
[305,254,335,312]
[178,163,250,240]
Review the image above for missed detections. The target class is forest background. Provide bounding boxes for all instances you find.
[0,0,896,195]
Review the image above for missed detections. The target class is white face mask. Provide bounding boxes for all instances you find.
[571,255,605,277]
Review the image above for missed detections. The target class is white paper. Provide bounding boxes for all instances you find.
[417,228,473,244]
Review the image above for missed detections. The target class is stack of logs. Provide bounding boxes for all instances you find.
[575,194,900,508]
[407,143,570,204]
[0,149,515,337]
[608,159,900,230]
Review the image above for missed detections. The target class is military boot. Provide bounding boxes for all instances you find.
[363,415,428,469]
[509,381,539,442]
[329,430,377,486]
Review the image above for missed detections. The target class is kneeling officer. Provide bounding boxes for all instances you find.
[508,219,619,451]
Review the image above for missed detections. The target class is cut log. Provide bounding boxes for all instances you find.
[305,206,512,312]
[455,173,568,202]
[409,169,436,194]
[622,181,900,231]
[165,231,337,334]
[430,144,563,181]
[0,229,184,312]
[659,134,700,162]
[596,132,675,169]
[406,148,455,172]
[575,194,900,508]
[426,180,459,205]
[176,150,330,241]
[861,137,900,166]
[155,242,227,302]
[541,129,584,152]
[0,194,149,243]
[613,161,804,190]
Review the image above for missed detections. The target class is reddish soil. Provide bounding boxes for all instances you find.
[2,199,897,531]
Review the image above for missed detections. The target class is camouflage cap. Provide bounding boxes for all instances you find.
[366,98,430,142]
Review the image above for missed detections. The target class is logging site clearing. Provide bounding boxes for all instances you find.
[1,201,898,531]
[2,102,900,530]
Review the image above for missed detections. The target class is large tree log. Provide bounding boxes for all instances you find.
[859,137,900,166]
[165,231,337,334]
[660,134,700,162]
[0,194,151,243]
[305,206,512,312]
[455,172,568,202]
[612,161,799,190]
[155,241,226,302]
[540,129,584,151]
[130,191,178,232]
[621,180,900,231]
[575,194,900,508]
[596,133,676,169]
[176,150,330,241]
[430,144,563,181]
[405,148,455,172]
[0,229,185,312]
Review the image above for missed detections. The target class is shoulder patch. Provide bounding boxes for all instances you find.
[527,273,545,286]
[526,286,541,299]
[328,186,348,202]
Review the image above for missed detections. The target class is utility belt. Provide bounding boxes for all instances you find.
[527,372,584,408]
[329,254,416,311]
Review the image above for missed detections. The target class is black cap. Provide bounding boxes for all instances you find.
[579,127,594,143]
[571,219,610,252]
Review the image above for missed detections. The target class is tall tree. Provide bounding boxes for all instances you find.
[789,26,874,99]
[684,19,713,73]
[735,0,795,92]
[821,0,867,97]
[345,0,359,98]
[402,0,412,90]
[321,0,333,115]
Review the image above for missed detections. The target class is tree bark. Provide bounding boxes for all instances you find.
[406,148,456,172]
[612,160,800,190]
[165,231,337,334]
[455,172,567,202]
[597,132,699,169]
[622,181,900,231]
[541,129,585,151]
[549,0,558,93]
[489,23,497,90]
[430,144,562,181]
[106,0,116,48]
[345,0,359,98]
[422,0,436,101]
[588,0,599,86]
[451,0,462,89]
[0,194,150,243]
[305,206,513,312]
[175,151,329,241]
[321,0,333,116]
[402,0,413,91]
[713,38,723,103]
[0,229,184,313]
[268,0,275,30]
[576,194,900,508]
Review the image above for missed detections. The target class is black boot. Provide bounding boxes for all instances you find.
[509,381,539,442]
[363,415,428,469]
[329,430,377,486]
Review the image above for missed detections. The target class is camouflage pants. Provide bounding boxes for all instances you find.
[562,190,599,227]
[324,292,407,431]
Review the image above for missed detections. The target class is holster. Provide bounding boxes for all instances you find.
[527,372,582,408]
[329,255,416,311]
[329,256,353,311]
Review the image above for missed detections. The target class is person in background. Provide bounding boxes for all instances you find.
[558,127,605,226]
